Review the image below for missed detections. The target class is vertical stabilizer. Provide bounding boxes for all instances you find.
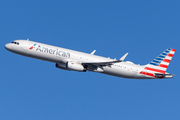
[145,48,176,74]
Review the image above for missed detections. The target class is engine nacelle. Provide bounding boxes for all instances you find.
[56,62,69,70]
[67,61,86,72]
[56,61,86,72]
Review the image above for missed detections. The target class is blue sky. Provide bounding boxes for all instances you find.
[0,0,180,120]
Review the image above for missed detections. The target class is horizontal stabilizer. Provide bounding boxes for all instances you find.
[154,73,173,78]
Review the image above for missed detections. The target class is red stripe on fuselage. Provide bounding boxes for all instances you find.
[145,67,165,74]
[146,72,155,77]
[139,71,155,77]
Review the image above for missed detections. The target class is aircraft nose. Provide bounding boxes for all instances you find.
[5,43,12,50]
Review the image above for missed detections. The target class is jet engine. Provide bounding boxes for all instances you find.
[56,61,86,72]
[56,62,68,70]
[66,61,86,72]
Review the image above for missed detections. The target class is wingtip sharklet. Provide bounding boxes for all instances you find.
[90,50,96,55]
[120,53,128,61]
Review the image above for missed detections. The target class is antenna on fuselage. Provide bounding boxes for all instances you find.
[27,38,29,41]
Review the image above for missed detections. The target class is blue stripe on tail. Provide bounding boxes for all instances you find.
[148,48,172,66]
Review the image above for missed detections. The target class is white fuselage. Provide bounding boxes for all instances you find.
[5,40,154,79]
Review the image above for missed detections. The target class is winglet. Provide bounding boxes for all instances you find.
[120,53,128,61]
[90,50,96,55]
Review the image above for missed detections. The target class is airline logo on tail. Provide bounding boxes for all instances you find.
[140,48,176,78]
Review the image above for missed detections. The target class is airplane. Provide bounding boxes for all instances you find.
[5,39,176,79]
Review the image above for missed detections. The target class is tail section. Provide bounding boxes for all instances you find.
[141,48,176,78]
[147,48,176,71]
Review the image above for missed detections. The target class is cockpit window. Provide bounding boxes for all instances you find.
[11,42,19,45]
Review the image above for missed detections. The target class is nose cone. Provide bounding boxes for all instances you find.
[5,43,12,51]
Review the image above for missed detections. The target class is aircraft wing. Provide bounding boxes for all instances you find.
[82,52,128,68]
[82,60,122,67]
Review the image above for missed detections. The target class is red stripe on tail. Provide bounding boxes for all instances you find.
[145,67,165,74]
[167,53,173,57]
[163,59,171,63]
[159,64,168,68]
[172,49,176,52]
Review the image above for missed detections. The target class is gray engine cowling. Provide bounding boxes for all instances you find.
[56,61,86,72]
[67,61,86,72]
[56,62,68,70]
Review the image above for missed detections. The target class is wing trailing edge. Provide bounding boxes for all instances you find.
[82,53,129,67]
